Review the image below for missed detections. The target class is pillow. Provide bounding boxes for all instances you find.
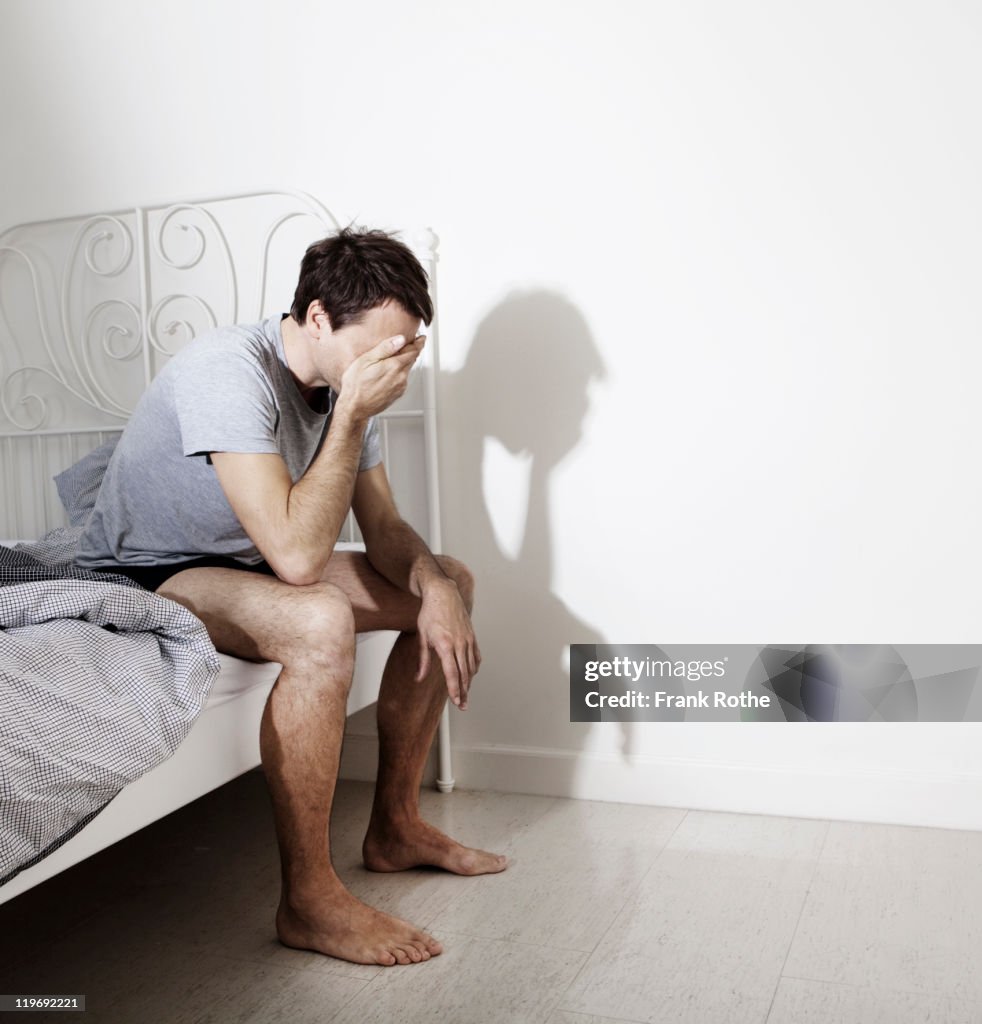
[53,438,119,526]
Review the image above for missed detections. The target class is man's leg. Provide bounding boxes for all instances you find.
[157,567,441,966]
[320,552,507,875]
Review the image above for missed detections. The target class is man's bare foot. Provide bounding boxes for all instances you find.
[363,817,509,875]
[276,885,443,966]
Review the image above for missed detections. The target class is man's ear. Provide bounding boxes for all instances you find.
[306,301,331,334]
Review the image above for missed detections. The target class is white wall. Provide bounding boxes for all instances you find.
[3,0,981,829]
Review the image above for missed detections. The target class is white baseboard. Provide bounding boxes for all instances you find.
[340,737,982,832]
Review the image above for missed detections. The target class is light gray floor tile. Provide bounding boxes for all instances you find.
[817,820,982,873]
[783,861,982,998]
[766,977,982,1024]
[561,876,799,1024]
[561,812,829,1024]
[521,798,686,852]
[784,820,982,1000]
[655,809,830,889]
[430,800,684,951]
[427,842,652,952]
[330,931,586,1024]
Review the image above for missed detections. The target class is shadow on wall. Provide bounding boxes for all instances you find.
[445,289,635,791]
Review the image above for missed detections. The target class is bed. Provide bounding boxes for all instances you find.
[0,190,454,905]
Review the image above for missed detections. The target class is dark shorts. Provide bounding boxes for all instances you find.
[91,556,277,592]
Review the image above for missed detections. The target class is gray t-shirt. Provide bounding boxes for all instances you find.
[76,314,381,567]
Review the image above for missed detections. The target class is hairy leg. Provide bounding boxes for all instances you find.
[321,552,507,875]
[157,567,442,965]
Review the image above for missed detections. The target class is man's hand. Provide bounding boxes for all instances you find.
[415,578,481,709]
[336,333,425,422]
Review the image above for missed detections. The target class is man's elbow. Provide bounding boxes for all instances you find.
[266,545,328,587]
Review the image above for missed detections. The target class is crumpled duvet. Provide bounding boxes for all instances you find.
[0,529,220,885]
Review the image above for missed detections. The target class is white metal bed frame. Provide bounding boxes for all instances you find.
[0,189,454,905]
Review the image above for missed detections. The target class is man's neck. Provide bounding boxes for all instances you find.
[281,315,332,409]
[282,316,318,386]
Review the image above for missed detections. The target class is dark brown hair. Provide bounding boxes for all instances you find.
[290,227,433,330]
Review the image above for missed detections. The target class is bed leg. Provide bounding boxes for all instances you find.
[436,702,455,793]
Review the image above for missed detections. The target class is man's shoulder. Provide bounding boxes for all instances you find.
[169,317,279,368]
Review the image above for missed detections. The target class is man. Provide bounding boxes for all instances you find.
[76,228,507,967]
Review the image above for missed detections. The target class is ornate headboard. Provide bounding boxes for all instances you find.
[0,190,442,547]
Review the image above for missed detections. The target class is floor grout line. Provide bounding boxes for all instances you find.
[551,806,694,1016]
[553,1011,652,1024]
[777,971,982,1002]
[762,818,833,1024]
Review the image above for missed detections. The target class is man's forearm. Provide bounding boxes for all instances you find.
[373,518,479,709]
[365,518,453,599]
[280,405,367,582]
[279,333,425,582]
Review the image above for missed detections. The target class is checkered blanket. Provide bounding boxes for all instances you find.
[0,531,220,885]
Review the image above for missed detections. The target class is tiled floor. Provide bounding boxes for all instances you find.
[2,771,980,1024]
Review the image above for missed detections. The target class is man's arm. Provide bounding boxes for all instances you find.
[353,464,481,708]
[211,334,422,585]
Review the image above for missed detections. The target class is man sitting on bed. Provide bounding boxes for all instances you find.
[75,228,505,967]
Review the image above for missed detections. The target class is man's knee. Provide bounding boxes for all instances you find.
[436,555,475,613]
[287,582,356,667]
